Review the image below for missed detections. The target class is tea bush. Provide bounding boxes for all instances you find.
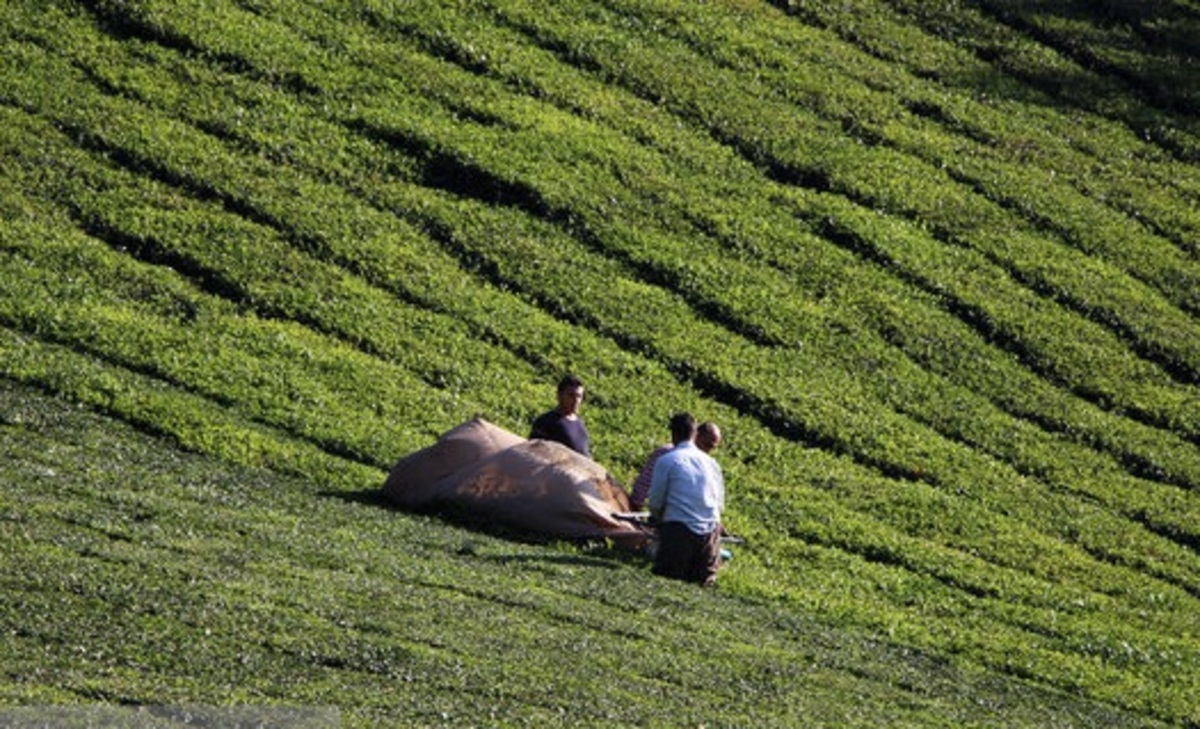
[2,0,1199,725]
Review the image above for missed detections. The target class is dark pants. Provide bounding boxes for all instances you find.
[653,521,721,586]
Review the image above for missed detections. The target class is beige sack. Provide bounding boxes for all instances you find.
[383,418,647,545]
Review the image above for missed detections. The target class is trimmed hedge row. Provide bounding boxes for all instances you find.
[14,0,1200,609]
[469,0,1200,403]
[592,0,1200,306]
[3,2,1200,723]
[781,0,1200,163]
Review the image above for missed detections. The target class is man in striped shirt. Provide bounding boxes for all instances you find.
[629,421,721,511]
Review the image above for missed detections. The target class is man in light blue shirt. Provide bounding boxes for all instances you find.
[647,413,725,586]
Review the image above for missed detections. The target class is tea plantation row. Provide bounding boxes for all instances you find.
[2,0,1199,724]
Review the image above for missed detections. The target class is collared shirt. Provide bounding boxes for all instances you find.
[647,441,724,535]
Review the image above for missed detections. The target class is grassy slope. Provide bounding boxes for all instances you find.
[1,0,1198,725]
[0,379,1165,727]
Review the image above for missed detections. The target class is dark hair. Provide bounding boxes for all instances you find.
[557,374,584,393]
[669,412,697,444]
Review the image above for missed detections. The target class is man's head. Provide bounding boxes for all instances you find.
[696,422,722,453]
[668,412,698,445]
[556,374,585,416]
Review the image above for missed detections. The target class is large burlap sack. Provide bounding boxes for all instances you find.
[383,418,646,545]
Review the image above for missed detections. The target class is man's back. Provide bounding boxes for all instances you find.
[647,441,723,535]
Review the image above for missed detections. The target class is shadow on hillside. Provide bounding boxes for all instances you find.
[771,0,1200,160]
[976,0,1200,111]
[934,0,1200,156]
[472,551,629,570]
[320,489,650,568]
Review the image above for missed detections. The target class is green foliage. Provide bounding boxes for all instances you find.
[0,380,1171,727]
[2,0,1199,725]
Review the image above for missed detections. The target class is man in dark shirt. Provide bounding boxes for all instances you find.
[530,374,591,458]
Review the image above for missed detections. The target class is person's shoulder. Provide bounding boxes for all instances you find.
[532,409,559,426]
[530,410,561,438]
[681,443,718,466]
[653,444,681,465]
[659,443,691,463]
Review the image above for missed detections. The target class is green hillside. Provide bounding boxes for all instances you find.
[2,0,1198,726]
